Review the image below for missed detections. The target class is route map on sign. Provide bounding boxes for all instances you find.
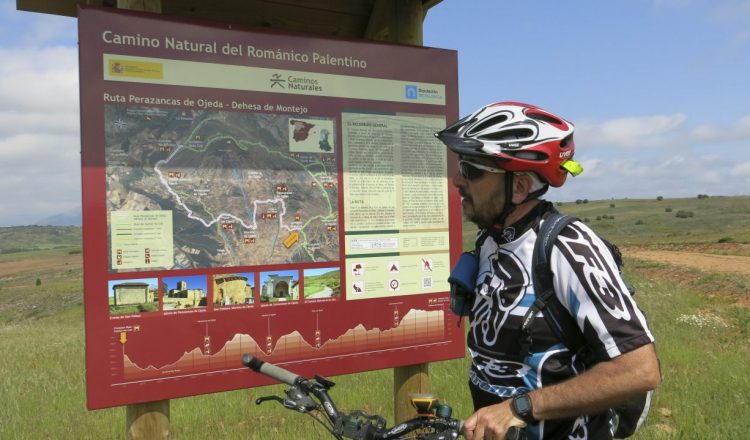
[105,106,339,271]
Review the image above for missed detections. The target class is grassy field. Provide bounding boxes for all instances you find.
[1,196,749,438]
[303,269,341,296]
[0,225,81,254]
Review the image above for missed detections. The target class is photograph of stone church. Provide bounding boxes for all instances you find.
[161,275,208,310]
[259,270,299,303]
[108,278,159,315]
[212,272,255,306]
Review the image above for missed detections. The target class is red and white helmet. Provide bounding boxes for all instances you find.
[435,102,580,187]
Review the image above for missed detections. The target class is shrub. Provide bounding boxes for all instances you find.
[583,199,589,204]
[697,194,710,199]
[610,203,616,208]
[717,237,733,243]
[665,207,673,212]
[635,219,644,225]
[656,196,664,201]
[596,216,602,221]
[35,278,42,287]
[584,218,590,222]
[675,210,695,218]
[576,199,583,205]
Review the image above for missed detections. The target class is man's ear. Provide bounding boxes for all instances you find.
[511,174,533,204]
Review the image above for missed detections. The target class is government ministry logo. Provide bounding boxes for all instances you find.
[405,85,418,99]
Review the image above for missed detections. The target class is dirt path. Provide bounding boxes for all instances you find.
[624,248,750,276]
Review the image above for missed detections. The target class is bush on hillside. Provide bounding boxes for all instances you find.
[657,196,664,201]
[717,237,733,243]
[697,194,710,199]
[635,219,644,225]
[675,210,695,218]
[610,203,616,208]
[665,207,673,212]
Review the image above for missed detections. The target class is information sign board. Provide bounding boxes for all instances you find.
[79,7,463,409]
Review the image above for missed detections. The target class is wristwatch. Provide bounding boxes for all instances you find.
[510,393,537,425]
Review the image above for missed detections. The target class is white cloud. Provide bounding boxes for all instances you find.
[0,44,81,225]
[576,114,687,148]
[552,153,746,202]
[0,111,79,138]
[0,47,79,113]
[576,113,750,153]
[687,115,750,143]
[730,161,750,177]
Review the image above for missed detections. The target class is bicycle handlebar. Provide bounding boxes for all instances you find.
[243,353,469,440]
[243,354,526,439]
[242,353,301,386]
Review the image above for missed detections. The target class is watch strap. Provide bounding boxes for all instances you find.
[510,393,537,424]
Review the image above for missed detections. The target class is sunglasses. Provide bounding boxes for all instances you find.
[458,159,506,181]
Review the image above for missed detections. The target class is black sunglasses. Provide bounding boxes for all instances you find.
[458,159,506,181]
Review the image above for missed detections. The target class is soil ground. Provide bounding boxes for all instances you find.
[624,247,750,276]
[0,253,81,277]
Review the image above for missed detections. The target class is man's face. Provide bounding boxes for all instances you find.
[452,155,507,229]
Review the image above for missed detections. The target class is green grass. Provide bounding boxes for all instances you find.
[624,264,750,438]
[1,197,749,438]
[0,248,83,324]
[0,225,81,253]
[556,196,750,246]
[2,264,748,438]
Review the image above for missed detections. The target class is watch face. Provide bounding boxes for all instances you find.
[515,394,531,413]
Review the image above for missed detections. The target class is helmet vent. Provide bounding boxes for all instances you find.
[467,114,509,136]
[560,134,574,149]
[527,111,563,126]
[507,151,547,161]
[479,128,534,142]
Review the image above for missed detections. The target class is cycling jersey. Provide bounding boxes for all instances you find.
[467,201,655,440]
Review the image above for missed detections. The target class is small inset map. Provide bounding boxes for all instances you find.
[288,118,335,153]
[105,106,338,271]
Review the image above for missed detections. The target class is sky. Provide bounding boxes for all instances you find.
[0,0,748,226]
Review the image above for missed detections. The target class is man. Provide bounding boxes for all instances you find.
[435,102,661,440]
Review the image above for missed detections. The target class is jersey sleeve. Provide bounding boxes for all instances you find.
[549,221,654,361]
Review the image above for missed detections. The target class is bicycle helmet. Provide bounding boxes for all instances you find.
[435,102,580,187]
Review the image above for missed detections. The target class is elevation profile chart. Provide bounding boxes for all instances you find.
[119,308,446,382]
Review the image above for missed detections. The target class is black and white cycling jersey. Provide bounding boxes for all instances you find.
[467,202,654,440]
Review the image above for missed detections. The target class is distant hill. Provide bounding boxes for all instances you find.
[462,195,750,249]
[35,207,82,226]
[0,225,82,253]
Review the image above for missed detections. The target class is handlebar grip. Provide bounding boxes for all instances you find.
[242,353,301,386]
[506,426,527,440]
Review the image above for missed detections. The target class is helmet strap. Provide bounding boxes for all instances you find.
[491,173,549,230]
[491,172,518,230]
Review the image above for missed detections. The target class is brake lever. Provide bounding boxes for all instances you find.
[256,393,319,413]
[255,395,284,406]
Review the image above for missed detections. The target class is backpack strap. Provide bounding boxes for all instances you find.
[520,213,587,358]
